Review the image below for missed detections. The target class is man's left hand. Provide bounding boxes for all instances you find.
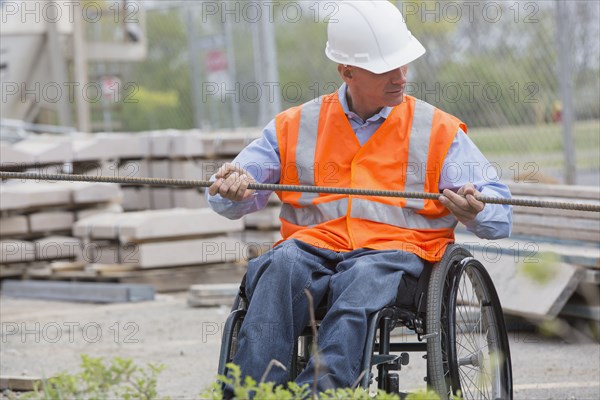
[439,183,485,225]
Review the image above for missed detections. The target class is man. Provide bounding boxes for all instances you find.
[207,0,512,392]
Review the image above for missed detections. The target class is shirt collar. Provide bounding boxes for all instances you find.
[337,82,393,123]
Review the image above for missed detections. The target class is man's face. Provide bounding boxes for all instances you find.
[341,65,409,112]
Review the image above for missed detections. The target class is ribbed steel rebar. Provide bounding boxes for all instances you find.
[1,171,599,212]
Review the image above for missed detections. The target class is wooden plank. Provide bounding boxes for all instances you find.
[0,376,43,391]
[0,264,26,278]
[115,262,246,292]
[88,263,139,275]
[1,280,155,303]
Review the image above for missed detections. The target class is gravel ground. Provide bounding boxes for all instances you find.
[1,293,599,399]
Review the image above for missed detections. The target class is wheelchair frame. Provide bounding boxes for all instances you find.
[217,244,513,399]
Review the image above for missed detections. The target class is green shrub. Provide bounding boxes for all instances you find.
[17,355,167,400]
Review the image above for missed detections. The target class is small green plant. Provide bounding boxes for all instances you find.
[202,362,448,400]
[18,354,168,400]
[518,251,559,285]
[405,389,442,400]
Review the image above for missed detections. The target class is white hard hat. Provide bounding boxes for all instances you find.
[325,1,426,74]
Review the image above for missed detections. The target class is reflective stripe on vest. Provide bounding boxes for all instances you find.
[280,198,348,227]
[280,197,456,230]
[404,100,435,210]
[296,98,322,205]
[350,198,457,230]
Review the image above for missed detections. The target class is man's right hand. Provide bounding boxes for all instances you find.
[208,163,256,202]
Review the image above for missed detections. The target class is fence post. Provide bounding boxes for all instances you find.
[556,0,577,185]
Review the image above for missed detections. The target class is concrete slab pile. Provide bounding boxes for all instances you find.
[69,208,247,291]
[0,180,123,278]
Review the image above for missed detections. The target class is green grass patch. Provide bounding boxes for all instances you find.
[469,119,600,158]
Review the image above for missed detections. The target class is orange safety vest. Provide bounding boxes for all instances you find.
[274,92,467,262]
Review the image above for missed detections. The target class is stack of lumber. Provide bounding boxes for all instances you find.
[65,208,247,291]
[0,180,122,279]
[456,182,599,322]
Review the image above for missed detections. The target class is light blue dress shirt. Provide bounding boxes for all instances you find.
[207,83,512,239]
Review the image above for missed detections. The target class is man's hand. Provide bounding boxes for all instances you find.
[439,183,485,225]
[208,163,256,202]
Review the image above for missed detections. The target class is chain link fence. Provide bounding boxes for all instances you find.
[103,0,599,184]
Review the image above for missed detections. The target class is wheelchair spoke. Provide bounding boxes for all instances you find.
[453,266,507,400]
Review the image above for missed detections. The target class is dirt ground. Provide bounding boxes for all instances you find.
[1,293,599,399]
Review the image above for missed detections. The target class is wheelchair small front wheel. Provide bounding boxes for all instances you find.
[426,245,512,400]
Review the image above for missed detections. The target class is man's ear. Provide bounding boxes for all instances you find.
[338,64,352,82]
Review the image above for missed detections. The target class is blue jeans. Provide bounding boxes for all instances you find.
[231,239,424,392]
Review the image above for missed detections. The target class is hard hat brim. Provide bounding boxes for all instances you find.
[326,37,426,75]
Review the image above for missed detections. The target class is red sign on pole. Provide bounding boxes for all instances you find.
[204,50,228,73]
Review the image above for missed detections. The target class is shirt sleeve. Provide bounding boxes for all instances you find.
[205,119,281,220]
[439,129,513,239]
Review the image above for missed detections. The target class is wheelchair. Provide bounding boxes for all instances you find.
[217,244,513,399]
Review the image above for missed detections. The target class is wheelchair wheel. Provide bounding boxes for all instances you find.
[217,296,247,376]
[426,245,512,399]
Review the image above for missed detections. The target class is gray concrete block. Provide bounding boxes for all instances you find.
[76,203,123,220]
[122,187,151,211]
[116,208,244,241]
[1,280,155,303]
[82,159,149,179]
[149,160,171,179]
[0,181,121,211]
[29,211,74,232]
[73,213,123,238]
[73,208,244,241]
[169,132,206,157]
[0,141,33,165]
[72,133,148,161]
[12,137,73,164]
[33,236,81,260]
[1,240,35,263]
[0,182,71,210]
[69,182,123,204]
[200,130,262,156]
[172,189,208,209]
[150,188,172,209]
[136,236,243,268]
[143,130,184,158]
[0,215,29,236]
